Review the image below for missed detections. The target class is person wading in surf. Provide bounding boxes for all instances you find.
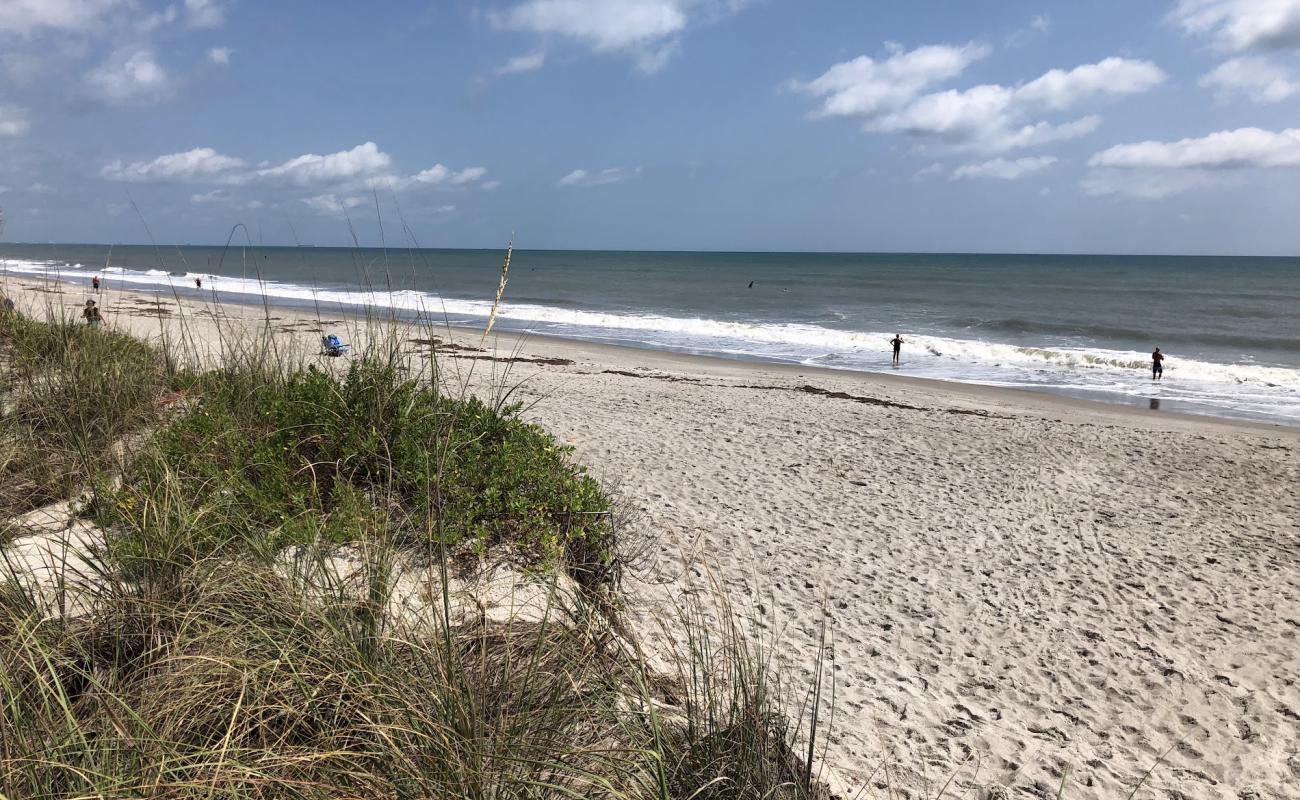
[1152,347,1165,380]
[890,334,904,365]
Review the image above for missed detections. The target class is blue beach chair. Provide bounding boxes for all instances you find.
[321,333,350,357]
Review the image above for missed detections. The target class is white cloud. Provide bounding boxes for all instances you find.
[494,0,683,52]
[103,142,492,199]
[950,155,1057,180]
[1171,0,1300,52]
[190,189,228,203]
[208,46,233,65]
[557,167,640,186]
[102,147,247,182]
[993,116,1104,149]
[1084,126,1300,198]
[491,0,747,72]
[792,43,989,120]
[869,86,1103,152]
[412,164,489,186]
[0,105,30,137]
[185,0,227,29]
[1014,57,1167,109]
[1089,127,1300,169]
[0,0,122,35]
[797,50,1163,153]
[84,49,171,105]
[872,59,1161,152]
[256,142,393,185]
[300,194,369,215]
[495,51,546,75]
[1200,55,1300,102]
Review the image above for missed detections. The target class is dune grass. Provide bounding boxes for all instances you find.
[0,308,170,522]
[0,305,831,800]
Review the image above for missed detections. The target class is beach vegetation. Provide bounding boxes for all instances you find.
[98,352,615,590]
[0,308,831,800]
[0,309,169,521]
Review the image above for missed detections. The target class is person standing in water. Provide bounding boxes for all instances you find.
[890,334,904,365]
[1152,347,1165,380]
[194,276,203,289]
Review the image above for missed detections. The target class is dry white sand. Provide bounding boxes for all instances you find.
[7,280,1300,799]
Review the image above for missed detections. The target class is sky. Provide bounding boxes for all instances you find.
[1,0,1299,255]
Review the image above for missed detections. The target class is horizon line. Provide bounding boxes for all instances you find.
[2,241,1298,260]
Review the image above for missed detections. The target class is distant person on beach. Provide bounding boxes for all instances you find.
[194,276,203,289]
[83,300,102,328]
[890,334,904,365]
[1152,348,1164,380]
[91,276,100,291]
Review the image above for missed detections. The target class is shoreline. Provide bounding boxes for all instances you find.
[6,278,1300,797]
[456,325,1300,438]
[6,273,1298,435]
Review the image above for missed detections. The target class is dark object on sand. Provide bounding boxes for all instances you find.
[321,333,350,357]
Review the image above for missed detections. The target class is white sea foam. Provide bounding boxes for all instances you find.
[6,258,1299,422]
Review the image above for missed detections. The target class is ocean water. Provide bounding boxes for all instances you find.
[3,244,1298,425]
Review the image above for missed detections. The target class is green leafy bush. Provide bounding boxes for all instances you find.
[102,357,613,585]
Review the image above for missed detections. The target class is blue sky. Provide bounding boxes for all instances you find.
[1,0,1299,254]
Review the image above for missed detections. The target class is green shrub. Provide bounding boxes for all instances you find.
[101,357,613,586]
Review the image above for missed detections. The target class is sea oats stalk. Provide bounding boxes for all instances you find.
[482,237,513,343]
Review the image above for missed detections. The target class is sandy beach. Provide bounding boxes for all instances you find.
[7,280,1299,799]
